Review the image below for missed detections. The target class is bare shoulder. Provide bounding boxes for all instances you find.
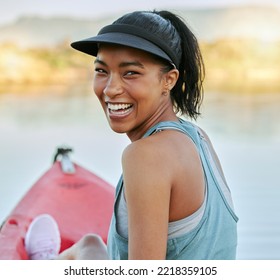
[122,132,174,185]
[122,129,199,185]
[122,130,190,164]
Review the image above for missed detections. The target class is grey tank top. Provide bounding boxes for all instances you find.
[107,119,238,260]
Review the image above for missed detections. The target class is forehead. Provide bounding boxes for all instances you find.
[96,43,164,64]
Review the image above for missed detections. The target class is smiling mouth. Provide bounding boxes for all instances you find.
[107,103,133,116]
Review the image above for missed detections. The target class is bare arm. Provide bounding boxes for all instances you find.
[122,139,172,260]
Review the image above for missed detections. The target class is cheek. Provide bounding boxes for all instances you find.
[93,78,104,100]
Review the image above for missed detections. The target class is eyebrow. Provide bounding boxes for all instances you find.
[94,58,106,66]
[119,61,145,69]
[94,58,145,69]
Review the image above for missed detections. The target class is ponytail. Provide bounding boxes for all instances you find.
[156,11,205,120]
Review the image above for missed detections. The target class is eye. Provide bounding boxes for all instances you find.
[94,68,107,74]
[124,71,139,77]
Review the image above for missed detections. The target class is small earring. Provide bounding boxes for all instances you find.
[163,89,170,96]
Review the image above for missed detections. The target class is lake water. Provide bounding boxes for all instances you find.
[0,83,279,259]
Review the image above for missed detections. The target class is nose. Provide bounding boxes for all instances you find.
[103,74,123,98]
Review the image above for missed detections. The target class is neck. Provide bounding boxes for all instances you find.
[126,107,178,142]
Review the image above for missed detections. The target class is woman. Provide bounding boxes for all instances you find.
[26,10,238,260]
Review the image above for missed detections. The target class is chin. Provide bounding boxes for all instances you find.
[111,127,127,134]
[108,122,129,134]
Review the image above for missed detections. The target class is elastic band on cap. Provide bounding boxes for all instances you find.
[98,24,179,68]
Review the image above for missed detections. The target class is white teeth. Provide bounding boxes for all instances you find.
[107,103,132,111]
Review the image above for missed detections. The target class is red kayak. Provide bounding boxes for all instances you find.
[0,148,115,260]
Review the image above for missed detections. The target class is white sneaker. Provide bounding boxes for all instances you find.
[25,214,61,260]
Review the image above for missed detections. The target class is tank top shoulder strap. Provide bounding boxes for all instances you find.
[142,118,200,145]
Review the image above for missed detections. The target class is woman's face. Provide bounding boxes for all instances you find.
[93,44,178,141]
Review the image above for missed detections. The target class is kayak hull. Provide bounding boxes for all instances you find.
[0,161,115,260]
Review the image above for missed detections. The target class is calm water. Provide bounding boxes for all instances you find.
[0,83,280,259]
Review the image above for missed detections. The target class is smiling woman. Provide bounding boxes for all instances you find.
[93,45,179,138]
[25,10,238,260]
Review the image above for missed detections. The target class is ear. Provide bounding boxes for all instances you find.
[163,69,179,91]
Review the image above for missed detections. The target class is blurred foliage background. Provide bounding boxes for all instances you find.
[1,38,279,93]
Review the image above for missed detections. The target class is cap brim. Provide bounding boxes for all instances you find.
[71,32,172,64]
